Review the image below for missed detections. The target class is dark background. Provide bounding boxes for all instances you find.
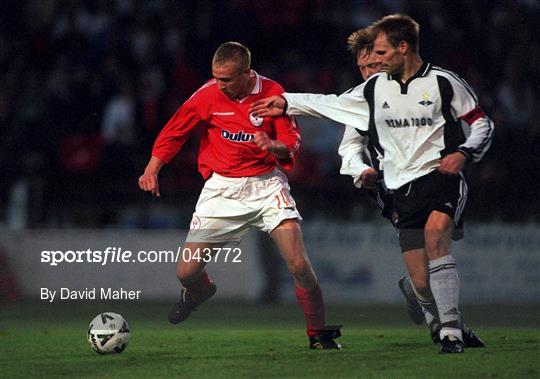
[1,0,538,228]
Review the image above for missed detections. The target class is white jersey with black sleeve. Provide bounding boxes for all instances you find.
[283,63,494,190]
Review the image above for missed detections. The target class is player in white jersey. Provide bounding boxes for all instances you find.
[340,27,484,349]
[250,15,494,353]
[339,28,394,222]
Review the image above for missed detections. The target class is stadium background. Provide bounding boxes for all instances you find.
[1,0,539,300]
[0,0,538,229]
[0,0,539,297]
[0,2,538,377]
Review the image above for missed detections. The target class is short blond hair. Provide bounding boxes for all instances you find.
[347,28,373,58]
[212,41,251,70]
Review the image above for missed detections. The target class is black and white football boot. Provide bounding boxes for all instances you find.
[309,325,342,350]
[168,283,217,324]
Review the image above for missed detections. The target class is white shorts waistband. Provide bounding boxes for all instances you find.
[210,169,282,184]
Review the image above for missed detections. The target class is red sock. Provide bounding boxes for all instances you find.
[181,271,212,303]
[295,285,325,336]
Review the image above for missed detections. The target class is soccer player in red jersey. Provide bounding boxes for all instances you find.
[138,42,341,349]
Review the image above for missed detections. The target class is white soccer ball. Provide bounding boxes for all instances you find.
[87,312,130,354]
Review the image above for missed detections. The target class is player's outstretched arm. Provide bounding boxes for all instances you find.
[138,156,165,197]
[253,131,288,159]
[250,96,286,117]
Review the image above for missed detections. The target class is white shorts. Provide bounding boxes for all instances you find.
[185,169,302,243]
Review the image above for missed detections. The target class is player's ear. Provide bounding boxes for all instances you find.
[399,40,409,55]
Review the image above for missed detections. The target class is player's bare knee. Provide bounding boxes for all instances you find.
[177,260,205,282]
[287,254,315,282]
[287,258,308,276]
[178,267,196,282]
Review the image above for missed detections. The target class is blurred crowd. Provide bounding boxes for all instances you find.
[0,0,538,228]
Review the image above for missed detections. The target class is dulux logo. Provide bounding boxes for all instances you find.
[221,129,255,142]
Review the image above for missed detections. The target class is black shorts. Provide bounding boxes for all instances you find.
[366,181,395,226]
[394,170,467,252]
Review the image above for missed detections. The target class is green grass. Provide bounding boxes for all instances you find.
[1,302,538,378]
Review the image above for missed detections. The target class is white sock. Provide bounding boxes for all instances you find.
[408,276,439,323]
[429,255,461,339]
[423,308,436,326]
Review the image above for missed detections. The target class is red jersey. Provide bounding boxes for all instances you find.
[152,71,300,179]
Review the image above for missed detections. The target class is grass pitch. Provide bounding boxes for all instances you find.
[1,302,538,378]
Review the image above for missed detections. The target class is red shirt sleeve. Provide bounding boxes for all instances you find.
[273,115,301,171]
[151,97,202,163]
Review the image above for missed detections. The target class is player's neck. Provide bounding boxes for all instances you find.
[237,74,257,100]
[401,55,423,83]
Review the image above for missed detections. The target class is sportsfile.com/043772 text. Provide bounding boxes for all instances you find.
[40,247,243,266]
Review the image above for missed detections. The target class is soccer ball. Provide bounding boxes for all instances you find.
[87,312,130,354]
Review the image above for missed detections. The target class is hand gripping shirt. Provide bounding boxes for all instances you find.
[283,62,494,190]
[152,71,300,179]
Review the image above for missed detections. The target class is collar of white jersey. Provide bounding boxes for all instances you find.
[387,62,431,81]
[237,70,262,103]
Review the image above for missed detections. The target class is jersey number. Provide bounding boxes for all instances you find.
[274,189,292,209]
